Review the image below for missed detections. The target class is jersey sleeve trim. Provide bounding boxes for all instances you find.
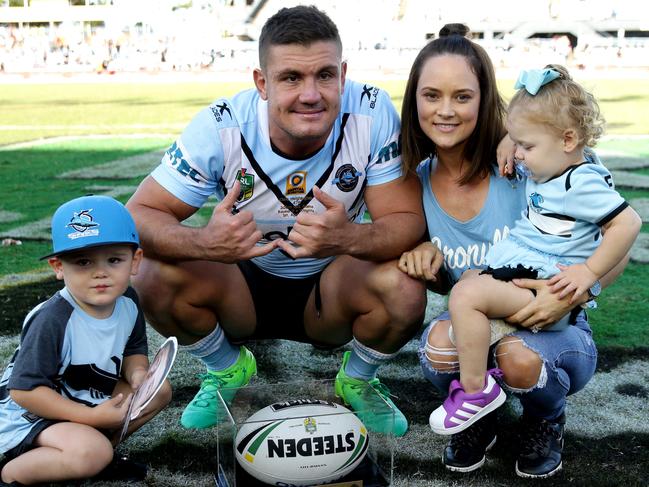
[597,201,629,227]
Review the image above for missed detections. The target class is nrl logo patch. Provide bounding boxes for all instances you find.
[236,169,255,202]
[303,417,317,434]
[332,164,362,192]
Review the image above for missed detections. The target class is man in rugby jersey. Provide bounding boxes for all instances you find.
[126,5,425,437]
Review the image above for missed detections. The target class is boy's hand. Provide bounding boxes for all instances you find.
[398,242,443,281]
[129,367,148,391]
[547,263,597,303]
[91,392,132,429]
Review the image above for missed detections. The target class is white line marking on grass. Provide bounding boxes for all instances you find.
[0,125,183,131]
[0,270,53,290]
[611,171,649,189]
[59,150,165,179]
[0,133,176,150]
[0,211,22,224]
[630,198,649,223]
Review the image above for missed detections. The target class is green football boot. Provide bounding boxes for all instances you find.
[180,346,257,429]
[335,351,409,437]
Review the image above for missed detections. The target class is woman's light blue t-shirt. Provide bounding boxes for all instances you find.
[418,157,527,284]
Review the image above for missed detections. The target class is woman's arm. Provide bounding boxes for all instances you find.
[506,252,631,329]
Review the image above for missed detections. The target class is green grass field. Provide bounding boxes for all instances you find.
[0,76,648,486]
[1,77,647,348]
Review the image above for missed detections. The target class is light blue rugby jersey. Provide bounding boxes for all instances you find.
[0,287,147,453]
[151,80,402,278]
[487,155,628,270]
[418,157,527,284]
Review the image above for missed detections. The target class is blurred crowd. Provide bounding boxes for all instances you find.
[1,21,648,76]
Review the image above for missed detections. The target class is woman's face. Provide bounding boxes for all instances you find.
[416,54,481,154]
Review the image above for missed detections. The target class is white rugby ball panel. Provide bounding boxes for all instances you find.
[235,400,369,486]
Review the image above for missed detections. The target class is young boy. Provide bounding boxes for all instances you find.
[0,195,172,485]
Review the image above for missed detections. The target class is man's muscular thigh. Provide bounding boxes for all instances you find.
[132,257,256,343]
[303,256,424,348]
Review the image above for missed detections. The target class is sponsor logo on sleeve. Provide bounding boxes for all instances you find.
[165,141,203,183]
[210,101,232,122]
[376,139,401,164]
[360,84,379,109]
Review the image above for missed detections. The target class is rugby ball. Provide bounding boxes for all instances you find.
[235,399,369,486]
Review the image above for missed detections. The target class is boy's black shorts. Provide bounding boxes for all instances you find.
[3,419,58,460]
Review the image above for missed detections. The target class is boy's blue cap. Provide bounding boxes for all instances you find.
[41,195,139,260]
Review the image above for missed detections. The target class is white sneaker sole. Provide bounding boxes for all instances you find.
[430,388,506,435]
[515,460,563,478]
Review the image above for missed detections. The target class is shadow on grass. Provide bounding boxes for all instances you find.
[0,278,60,334]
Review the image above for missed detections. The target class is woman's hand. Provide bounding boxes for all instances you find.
[506,278,576,329]
[496,134,516,176]
[398,242,444,281]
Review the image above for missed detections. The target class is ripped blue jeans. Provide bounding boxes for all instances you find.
[419,310,598,421]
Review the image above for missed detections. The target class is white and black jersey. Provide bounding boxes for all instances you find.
[0,287,147,453]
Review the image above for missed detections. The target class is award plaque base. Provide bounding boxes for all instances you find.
[214,379,395,486]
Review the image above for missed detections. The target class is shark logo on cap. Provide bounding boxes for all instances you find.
[66,209,100,239]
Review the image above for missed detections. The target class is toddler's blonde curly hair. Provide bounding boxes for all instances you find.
[509,64,605,147]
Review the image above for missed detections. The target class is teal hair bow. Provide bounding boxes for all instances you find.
[514,69,561,95]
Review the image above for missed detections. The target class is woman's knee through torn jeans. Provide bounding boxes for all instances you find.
[419,310,597,421]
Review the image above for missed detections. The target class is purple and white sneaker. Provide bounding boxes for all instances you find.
[429,369,506,436]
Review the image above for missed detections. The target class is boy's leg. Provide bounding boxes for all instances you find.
[1,423,113,484]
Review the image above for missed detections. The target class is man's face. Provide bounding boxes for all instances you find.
[254,41,346,158]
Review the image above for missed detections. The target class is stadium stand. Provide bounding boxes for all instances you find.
[0,0,647,75]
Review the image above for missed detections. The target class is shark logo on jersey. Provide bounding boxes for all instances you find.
[286,171,307,195]
[529,192,544,212]
[333,164,362,192]
[66,209,100,239]
[211,101,232,123]
[236,168,255,201]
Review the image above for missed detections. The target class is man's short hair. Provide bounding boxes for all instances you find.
[259,5,342,69]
